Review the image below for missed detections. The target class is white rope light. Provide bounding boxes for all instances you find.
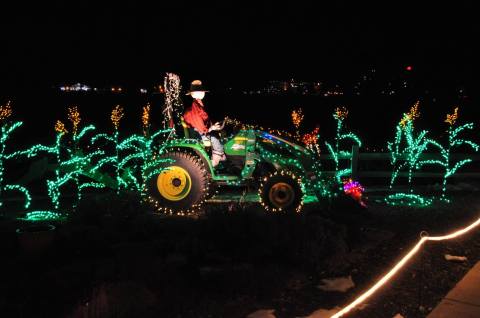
[330,214,480,318]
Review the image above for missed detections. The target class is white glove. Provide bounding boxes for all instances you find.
[208,122,222,132]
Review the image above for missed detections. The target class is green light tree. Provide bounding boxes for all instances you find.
[419,107,479,200]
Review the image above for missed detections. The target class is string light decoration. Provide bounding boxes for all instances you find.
[47,109,103,209]
[111,105,124,130]
[21,210,63,222]
[302,127,320,147]
[258,170,305,213]
[162,73,183,137]
[142,103,151,136]
[330,214,480,318]
[334,106,349,121]
[343,178,366,207]
[55,120,68,135]
[399,101,420,128]
[0,101,12,121]
[418,107,479,199]
[291,107,304,141]
[0,102,34,209]
[384,192,433,207]
[224,116,298,141]
[67,105,81,136]
[387,102,435,192]
[91,106,173,195]
[325,106,362,177]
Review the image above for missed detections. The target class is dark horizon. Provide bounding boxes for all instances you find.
[1,1,479,90]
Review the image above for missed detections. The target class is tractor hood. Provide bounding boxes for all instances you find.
[257,132,309,154]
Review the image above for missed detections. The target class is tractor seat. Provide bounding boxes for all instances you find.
[180,117,212,148]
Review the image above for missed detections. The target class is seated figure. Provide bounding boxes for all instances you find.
[183,80,226,167]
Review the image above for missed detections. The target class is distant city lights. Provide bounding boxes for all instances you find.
[59,83,91,92]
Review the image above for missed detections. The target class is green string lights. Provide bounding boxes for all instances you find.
[419,107,479,199]
[22,210,63,222]
[387,102,436,192]
[90,105,173,195]
[384,193,433,207]
[325,107,361,178]
[1,102,37,209]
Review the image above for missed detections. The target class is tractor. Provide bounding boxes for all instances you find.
[146,117,331,214]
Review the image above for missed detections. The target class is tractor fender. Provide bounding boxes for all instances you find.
[164,144,214,177]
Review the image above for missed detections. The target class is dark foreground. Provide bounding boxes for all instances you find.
[1,192,480,318]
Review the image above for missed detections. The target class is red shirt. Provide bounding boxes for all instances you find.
[184,100,210,134]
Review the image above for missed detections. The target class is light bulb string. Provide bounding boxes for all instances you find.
[330,214,480,318]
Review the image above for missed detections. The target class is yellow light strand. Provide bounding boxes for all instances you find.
[67,106,81,136]
[111,105,124,130]
[400,101,420,128]
[334,106,348,120]
[330,214,480,318]
[291,108,304,129]
[142,103,151,135]
[54,120,68,135]
[0,101,13,122]
[445,107,459,126]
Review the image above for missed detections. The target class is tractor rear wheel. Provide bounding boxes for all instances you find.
[147,151,210,213]
[259,171,304,213]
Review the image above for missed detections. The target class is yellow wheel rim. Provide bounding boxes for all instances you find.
[268,182,295,209]
[157,166,192,201]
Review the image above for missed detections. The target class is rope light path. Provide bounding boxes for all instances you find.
[329,214,480,318]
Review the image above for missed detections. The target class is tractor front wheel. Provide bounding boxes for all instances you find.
[259,171,304,213]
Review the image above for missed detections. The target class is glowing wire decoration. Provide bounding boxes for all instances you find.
[291,107,304,141]
[0,102,33,209]
[325,106,361,176]
[343,178,366,207]
[22,210,63,221]
[68,105,81,136]
[162,73,183,137]
[111,105,124,130]
[330,214,480,318]
[0,101,12,121]
[142,103,151,136]
[91,105,173,195]
[419,107,479,199]
[388,102,435,192]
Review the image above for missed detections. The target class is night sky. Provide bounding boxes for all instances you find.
[1,1,479,89]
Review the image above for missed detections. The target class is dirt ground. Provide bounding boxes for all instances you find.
[1,190,480,318]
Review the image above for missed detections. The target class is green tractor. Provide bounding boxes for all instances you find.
[146,119,329,214]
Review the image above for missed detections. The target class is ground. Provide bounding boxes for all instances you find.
[1,190,480,318]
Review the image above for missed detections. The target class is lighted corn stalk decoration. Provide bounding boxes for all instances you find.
[325,106,362,179]
[419,107,479,200]
[90,105,130,193]
[46,107,102,209]
[116,129,173,193]
[91,105,172,194]
[387,102,435,192]
[0,101,32,209]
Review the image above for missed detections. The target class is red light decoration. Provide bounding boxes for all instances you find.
[343,178,366,207]
[405,65,413,71]
[302,127,320,146]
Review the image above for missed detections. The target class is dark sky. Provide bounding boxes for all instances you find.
[1,1,479,87]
